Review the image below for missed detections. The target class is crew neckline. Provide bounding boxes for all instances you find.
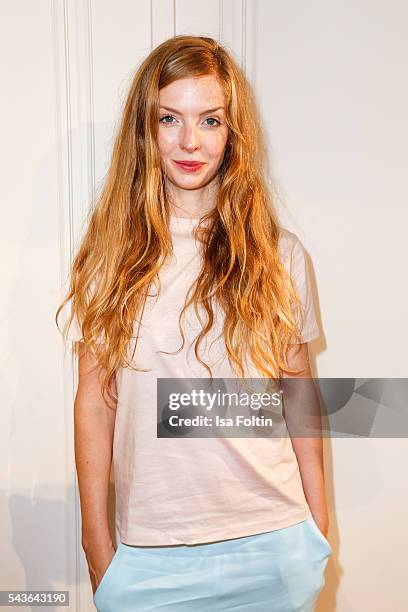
[169,215,201,221]
[169,215,202,230]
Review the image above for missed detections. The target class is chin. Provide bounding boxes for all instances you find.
[172,175,207,187]
[174,181,205,191]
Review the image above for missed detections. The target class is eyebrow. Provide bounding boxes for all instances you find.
[159,105,225,115]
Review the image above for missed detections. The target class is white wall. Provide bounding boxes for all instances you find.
[1,1,407,610]
[254,5,408,609]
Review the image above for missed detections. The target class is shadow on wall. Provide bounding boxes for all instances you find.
[5,479,117,612]
[303,250,342,612]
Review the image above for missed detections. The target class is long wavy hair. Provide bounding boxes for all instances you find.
[56,35,305,406]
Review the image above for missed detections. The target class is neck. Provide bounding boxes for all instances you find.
[165,175,219,219]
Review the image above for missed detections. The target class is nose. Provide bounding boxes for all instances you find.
[180,123,200,153]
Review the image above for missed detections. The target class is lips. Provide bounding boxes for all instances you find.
[173,160,206,172]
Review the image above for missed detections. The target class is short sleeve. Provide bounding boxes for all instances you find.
[62,303,106,345]
[61,277,105,344]
[65,309,85,342]
[278,229,320,343]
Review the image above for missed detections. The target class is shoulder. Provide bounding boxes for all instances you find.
[277,227,305,273]
[277,227,319,342]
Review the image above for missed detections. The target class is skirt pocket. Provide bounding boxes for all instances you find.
[93,543,122,608]
[307,516,332,557]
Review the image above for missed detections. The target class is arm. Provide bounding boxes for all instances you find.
[74,342,117,592]
[281,342,329,537]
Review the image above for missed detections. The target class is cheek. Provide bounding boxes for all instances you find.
[157,130,177,156]
[204,130,229,158]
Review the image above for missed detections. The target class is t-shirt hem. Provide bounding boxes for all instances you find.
[119,508,313,546]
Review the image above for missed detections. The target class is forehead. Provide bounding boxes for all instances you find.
[158,75,226,113]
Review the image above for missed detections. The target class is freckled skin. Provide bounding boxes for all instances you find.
[157,75,229,197]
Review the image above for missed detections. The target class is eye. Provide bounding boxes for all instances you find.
[204,117,221,127]
[159,114,176,125]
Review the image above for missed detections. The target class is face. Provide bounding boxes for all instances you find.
[157,75,229,194]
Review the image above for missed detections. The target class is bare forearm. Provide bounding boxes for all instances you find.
[291,435,329,534]
[280,344,329,534]
[74,400,115,550]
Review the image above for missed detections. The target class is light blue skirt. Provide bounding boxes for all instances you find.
[93,516,332,612]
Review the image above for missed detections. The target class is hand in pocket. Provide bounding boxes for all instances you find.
[84,540,116,595]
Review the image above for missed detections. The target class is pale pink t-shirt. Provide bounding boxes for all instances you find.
[66,217,319,545]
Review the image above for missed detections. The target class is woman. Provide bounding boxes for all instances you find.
[56,35,331,612]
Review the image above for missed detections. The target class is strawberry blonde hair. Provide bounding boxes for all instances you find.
[56,35,304,405]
